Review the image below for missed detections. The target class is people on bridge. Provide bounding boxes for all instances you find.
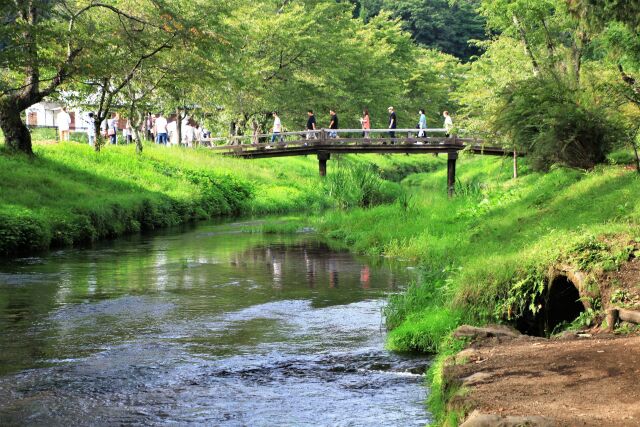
[418,109,427,138]
[360,109,370,139]
[329,109,338,138]
[443,111,453,137]
[271,111,283,143]
[388,106,397,141]
[306,110,317,140]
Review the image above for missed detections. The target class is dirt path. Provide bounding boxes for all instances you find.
[447,334,640,426]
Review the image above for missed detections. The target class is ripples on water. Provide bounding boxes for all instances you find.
[0,221,430,426]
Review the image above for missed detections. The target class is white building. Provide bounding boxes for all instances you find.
[24,102,92,131]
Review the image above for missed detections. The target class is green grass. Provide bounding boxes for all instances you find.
[0,140,442,255]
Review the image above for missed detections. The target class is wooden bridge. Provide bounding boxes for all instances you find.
[203,128,520,196]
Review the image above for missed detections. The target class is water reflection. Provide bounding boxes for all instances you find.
[0,221,428,426]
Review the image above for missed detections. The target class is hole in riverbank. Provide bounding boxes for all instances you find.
[515,275,585,337]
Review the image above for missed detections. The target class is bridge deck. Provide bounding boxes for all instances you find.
[202,129,520,196]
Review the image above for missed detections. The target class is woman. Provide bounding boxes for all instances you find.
[360,109,370,139]
[107,114,118,145]
[418,109,427,138]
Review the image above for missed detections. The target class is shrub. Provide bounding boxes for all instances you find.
[325,161,399,209]
[494,75,624,171]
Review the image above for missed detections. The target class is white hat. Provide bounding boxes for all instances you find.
[388,106,394,110]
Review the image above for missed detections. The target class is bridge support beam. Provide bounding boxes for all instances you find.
[318,152,330,177]
[447,152,457,198]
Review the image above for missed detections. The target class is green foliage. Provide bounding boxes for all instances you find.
[325,161,399,209]
[356,0,487,61]
[387,307,463,353]
[425,333,469,426]
[568,236,634,272]
[494,267,547,321]
[314,153,640,349]
[494,75,623,170]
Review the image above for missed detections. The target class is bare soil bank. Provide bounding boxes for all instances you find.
[446,332,640,426]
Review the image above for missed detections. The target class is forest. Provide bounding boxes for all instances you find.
[1,0,638,170]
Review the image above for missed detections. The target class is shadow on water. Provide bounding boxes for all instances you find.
[0,220,431,426]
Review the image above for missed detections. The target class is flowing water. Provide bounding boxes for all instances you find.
[0,220,430,426]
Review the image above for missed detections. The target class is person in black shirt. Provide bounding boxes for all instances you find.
[306,110,317,141]
[388,106,397,141]
[329,109,338,138]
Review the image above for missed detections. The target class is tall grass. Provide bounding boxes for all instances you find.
[315,154,640,352]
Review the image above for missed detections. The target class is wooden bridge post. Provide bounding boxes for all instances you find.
[319,129,327,145]
[447,152,458,197]
[318,151,330,177]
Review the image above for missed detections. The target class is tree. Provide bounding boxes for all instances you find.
[352,0,487,61]
[213,1,456,135]
[0,0,229,154]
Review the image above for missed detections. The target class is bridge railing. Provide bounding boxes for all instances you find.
[200,128,483,151]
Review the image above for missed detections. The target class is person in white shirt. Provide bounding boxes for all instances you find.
[167,120,177,145]
[443,111,454,137]
[155,113,168,145]
[85,112,95,146]
[182,119,195,147]
[270,111,283,144]
[57,107,72,142]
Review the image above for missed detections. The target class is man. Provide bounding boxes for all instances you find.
[306,110,317,141]
[443,111,453,137]
[155,113,168,145]
[271,111,282,144]
[329,109,338,138]
[57,107,71,142]
[388,106,397,141]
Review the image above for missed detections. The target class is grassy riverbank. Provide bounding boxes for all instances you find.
[301,151,640,425]
[0,141,437,256]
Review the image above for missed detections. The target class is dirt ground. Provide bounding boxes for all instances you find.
[447,334,640,426]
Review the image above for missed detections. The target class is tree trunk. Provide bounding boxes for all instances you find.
[631,135,640,175]
[130,109,144,154]
[176,107,183,146]
[0,98,33,155]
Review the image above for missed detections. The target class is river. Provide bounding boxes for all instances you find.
[0,220,430,426]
